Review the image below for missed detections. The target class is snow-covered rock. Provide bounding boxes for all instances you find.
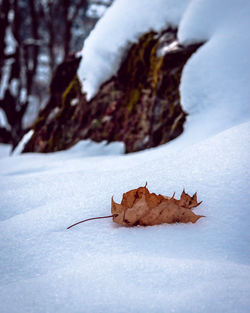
[78,0,191,100]
[78,0,250,143]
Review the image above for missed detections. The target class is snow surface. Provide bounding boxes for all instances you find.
[0,144,11,158]
[0,121,249,313]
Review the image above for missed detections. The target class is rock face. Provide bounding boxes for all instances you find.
[23,28,203,153]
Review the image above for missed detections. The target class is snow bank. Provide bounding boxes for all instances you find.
[77,0,191,99]
[0,121,249,313]
[178,0,250,142]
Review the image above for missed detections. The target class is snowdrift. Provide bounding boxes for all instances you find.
[0,121,249,313]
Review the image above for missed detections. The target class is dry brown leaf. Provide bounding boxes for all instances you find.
[67,184,203,229]
[111,184,203,226]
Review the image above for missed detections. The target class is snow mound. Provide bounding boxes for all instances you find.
[178,0,250,142]
[0,121,249,313]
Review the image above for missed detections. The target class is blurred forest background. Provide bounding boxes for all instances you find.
[0,0,112,146]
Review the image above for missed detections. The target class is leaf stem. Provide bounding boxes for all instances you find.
[67,214,118,229]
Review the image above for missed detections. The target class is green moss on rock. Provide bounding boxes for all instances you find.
[61,76,80,108]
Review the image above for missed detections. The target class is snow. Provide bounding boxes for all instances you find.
[87,2,108,19]
[22,95,42,129]
[67,139,125,156]
[9,78,19,97]
[0,59,13,100]
[0,144,11,158]
[12,130,34,156]
[78,0,191,100]
[4,26,17,56]
[0,108,11,130]
[178,0,250,142]
[0,121,249,313]
[1,0,250,312]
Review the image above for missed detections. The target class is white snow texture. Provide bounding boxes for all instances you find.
[1,0,250,312]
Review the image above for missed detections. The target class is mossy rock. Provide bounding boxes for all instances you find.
[23,28,203,153]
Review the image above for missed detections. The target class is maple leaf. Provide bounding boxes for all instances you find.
[111,184,203,226]
[67,184,203,229]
